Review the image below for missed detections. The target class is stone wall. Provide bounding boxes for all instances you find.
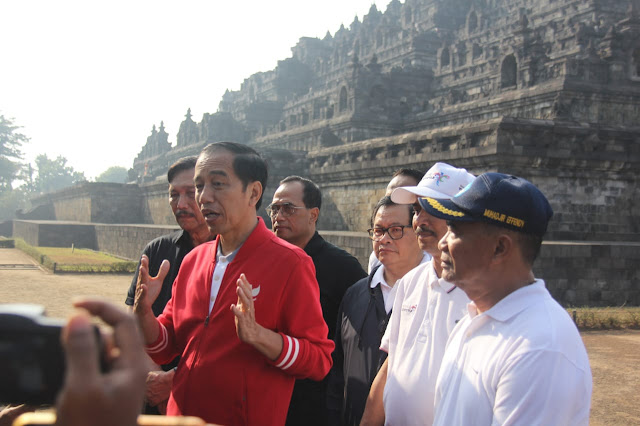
[53,196,92,223]
[16,203,55,221]
[10,220,639,306]
[94,223,180,261]
[89,184,143,224]
[26,183,145,224]
[320,233,640,307]
[139,181,174,225]
[38,222,97,249]
[13,220,97,249]
[12,221,39,246]
[0,221,12,237]
[319,230,372,271]
[308,117,640,241]
[317,185,386,233]
[536,241,640,307]
[12,220,180,262]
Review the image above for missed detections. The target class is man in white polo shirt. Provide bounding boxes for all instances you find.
[424,173,592,425]
[361,163,475,425]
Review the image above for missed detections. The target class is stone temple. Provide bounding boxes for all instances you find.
[132,0,639,241]
[14,0,640,306]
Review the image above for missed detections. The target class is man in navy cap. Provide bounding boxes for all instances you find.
[421,173,592,425]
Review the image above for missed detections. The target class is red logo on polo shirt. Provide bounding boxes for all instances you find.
[401,304,417,313]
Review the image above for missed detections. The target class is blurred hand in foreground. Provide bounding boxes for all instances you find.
[55,298,147,426]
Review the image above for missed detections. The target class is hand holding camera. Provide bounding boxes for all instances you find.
[0,299,148,426]
[55,298,148,426]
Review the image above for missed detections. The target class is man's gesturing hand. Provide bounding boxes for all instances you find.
[55,298,148,426]
[133,255,169,316]
[230,274,260,344]
[230,274,284,361]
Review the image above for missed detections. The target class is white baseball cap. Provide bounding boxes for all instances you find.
[391,162,476,204]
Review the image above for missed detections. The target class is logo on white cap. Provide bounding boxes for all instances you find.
[390,163,475,204]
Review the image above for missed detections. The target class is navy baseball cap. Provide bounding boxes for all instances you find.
[418,173,553,236]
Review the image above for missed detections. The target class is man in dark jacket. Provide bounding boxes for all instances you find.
[125,156,212,413]
[268,175,367,426]
[327,196,428,425]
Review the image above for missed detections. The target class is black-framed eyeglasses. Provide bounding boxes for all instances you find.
[367,225,413,241]
[266,202,306,218]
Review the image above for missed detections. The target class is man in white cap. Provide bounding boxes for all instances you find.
[361,163,475,426]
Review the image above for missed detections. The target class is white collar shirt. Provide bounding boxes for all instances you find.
[208,243,241,313]
[370,265,396,314]
[433,280,592,426]
[380,260,469,426]
[370,252,432,314]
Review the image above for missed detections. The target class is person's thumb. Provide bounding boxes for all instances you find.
[61,314,99,386]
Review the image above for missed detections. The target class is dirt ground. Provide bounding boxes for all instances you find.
[1,247,638,424]
[0,248,131,318]
[583,330,640,425]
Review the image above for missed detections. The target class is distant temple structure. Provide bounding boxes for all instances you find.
[131,0,640,241]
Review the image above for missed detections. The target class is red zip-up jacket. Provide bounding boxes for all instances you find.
[146,218,334,425]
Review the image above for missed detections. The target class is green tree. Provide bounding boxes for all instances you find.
[0,187,28,221]
[33,154,87,194]
[96,166,128,183]
[0,114,29,192]
[0,114,30,220]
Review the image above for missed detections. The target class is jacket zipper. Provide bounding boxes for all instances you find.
[184,251,216,412]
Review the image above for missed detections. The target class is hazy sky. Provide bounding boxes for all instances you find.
[1,0,384,180]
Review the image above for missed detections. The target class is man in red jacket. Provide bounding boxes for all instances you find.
[134,142,334,426]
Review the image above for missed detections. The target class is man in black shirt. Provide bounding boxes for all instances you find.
[268,176,367,426]
[125,156,212,413]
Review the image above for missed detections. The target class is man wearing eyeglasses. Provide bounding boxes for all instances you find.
[267,175,367,426]
[327,195,428,426]
[361,163,475,426]
[368,168,424,274]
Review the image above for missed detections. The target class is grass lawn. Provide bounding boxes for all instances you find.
[37,247,127,265]
[14,239,137,273]
[570,307,640,330]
